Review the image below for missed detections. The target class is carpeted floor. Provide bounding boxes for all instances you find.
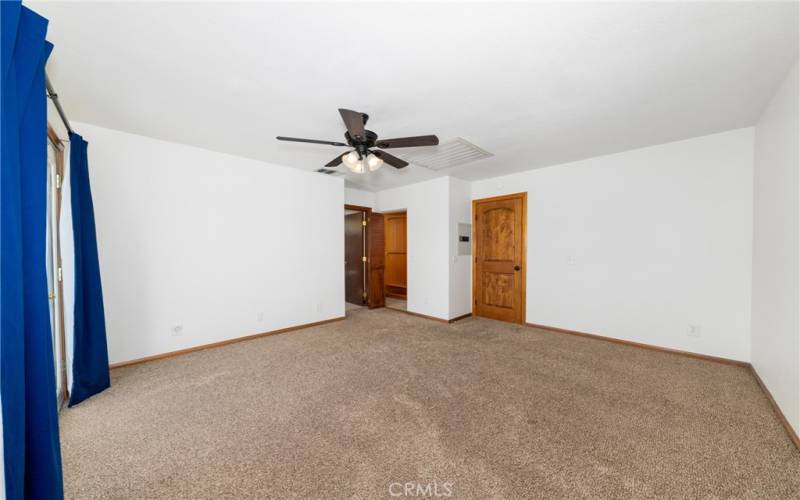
[386,297,407,312]
[60,308,800,499]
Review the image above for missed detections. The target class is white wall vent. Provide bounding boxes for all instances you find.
[390,138,493,171]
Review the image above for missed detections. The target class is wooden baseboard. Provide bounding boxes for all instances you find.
[526,322,748,367]
[389,308,449,323]
[384,307,473,324]
[109,317,345,370]
[526,321,799,450]
[449,313,472,323]
[749,365,800,450]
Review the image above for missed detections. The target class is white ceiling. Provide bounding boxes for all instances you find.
[32,1,798,191]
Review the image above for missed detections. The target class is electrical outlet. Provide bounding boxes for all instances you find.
[687,324,700,338]
[171,324,184,337]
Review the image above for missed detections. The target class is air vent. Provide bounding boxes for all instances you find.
[315,168,343,176]
[389,138,493,171]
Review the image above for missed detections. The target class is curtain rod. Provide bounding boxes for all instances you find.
[45,72,74,135]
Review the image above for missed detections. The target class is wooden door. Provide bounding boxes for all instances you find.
[367,213,385,308]
[473,193,526,324]
[344,212,365,304]
[384,212,407,298]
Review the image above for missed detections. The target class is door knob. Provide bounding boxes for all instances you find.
[514,265,520,271]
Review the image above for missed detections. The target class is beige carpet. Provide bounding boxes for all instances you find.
[385,297,407,311]
[60,308,799,499]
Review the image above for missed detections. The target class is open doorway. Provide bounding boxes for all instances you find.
[344,204,386,312]
[344,208,367,309]
[383,211,407,312]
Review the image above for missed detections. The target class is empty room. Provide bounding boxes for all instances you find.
[2,1,799,498]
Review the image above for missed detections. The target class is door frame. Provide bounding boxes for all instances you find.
[383,211,407,300]
[48,125,69,408]
[472,192,527,324]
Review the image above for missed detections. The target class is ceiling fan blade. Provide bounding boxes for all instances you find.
[276,136,347,147]
[338,108,366,142]
[325,154,344,167]
[375,135,439,149]
[373,150,409,169]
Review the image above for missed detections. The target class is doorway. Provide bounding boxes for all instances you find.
[383,211,407,311]
[46,125,68,408]
[344,208,367,307]
[472,193,527,324]
[344,204,386,310]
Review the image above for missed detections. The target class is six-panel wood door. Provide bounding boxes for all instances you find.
[384,212,407,298]
[473,193,526,324]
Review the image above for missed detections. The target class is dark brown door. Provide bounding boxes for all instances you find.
[384,212,407,298]
[367,213,385,308]
[345,212,365,304]
[473,193,526,324]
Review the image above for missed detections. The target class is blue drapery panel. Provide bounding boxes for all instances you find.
[1,1,64,499]
[67,133,110,406]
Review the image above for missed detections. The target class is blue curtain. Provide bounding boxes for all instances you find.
[68,132,110,406]
[1,1,64,499]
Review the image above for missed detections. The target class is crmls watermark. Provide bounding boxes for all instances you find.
[388,481,454,497]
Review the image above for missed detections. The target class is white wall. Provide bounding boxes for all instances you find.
[345,187,376,208]
[75,122,344,364]
[472,128,754,361]
[751,62,800,435]
[449,177,472,318]
[377,178,451,319]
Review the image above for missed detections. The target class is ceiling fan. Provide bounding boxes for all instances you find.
[276,108,439,173]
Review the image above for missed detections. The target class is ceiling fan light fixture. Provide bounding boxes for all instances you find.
[342,151,366,173]
[367,153,383,171]
[342,151,363,173]
[276,108,438,174]
[348,161,365,174]
[343,151,359,164]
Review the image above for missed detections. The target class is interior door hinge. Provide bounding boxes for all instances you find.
[362,256,367,262]
[57,267,63,282]
[362,220,367,226]
[56,173,62,189]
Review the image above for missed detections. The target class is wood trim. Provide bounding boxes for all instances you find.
[344,204,372,212]
[110,317,345,370]
[448,313,472,323]
[385,307,449,324]
[48,124,69,409]
[385,308,472,324]
[749,365,800,450]
[472,192,527,324]
[526,322,748,367]
[48,124,66,151]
